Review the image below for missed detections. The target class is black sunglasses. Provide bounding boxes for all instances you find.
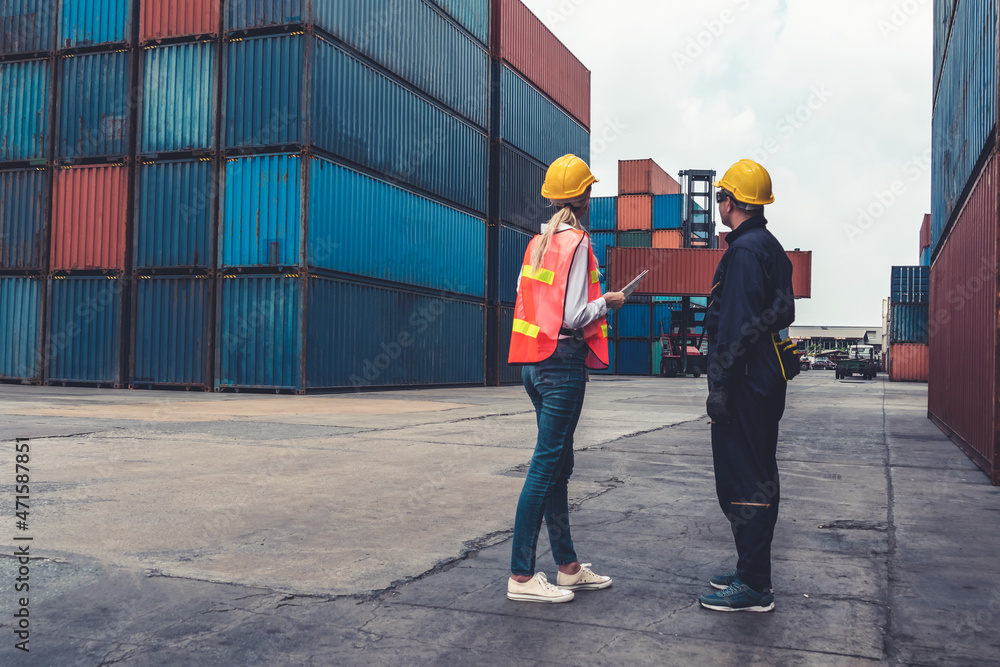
[716,190,731,204]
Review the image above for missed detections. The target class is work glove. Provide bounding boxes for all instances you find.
[706,387,733,424]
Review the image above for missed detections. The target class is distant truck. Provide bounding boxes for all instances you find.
[836,345,880,380]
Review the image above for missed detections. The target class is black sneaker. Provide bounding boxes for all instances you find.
[699,579,775,612]
[709,570,738,590]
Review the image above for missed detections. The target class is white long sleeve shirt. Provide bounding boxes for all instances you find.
[516,223,608,333]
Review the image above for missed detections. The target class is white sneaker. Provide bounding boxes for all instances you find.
[507,572,575,603]
[556,563,612,591]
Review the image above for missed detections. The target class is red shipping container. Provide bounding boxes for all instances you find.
[919,213,931,250]
[140,0,219,41]
[618,159,681,196]
[718,232,730,250]
[616,195,652,231]
[889,343,929,382]
[928,151,998,485]
[51,165,127,271]
[606,247,812,299]
[492,0,590,129]
[652,230,683,248]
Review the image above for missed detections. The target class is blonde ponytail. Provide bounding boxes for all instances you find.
[530,206,583,272]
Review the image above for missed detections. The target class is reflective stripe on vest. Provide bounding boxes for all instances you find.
[508,228,610,370]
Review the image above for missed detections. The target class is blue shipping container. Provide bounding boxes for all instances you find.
[59,0,131,48]
[589,197,616,231]
[499,64,590,167]
[890,266,930,304]
[617,339,651,375]
[223,33,488,215]
[58,50,130,159]
[931,0,997,250]
[135,159,215,269]
[427,0,489,45]
[592,339,615,374]
[498,223,532,304]
[307,276,485,388]
[308,157,486,298]
[653,194,684,230]
[133,276,210,385]
[47,275,123,384]
[140,41,216,154]
[216,274,302,391]
[0,276,42,380]
[590,231,614,267]
[652,303,672,336]
[0,58,49,162]
[498,305,520,383]
[889,303,930,344]
[1,0,55,55]
[0,168,48,270]
[498,143,548,233]
[933,0,958,100]
[920,246,931,267]
[617,302,651,338]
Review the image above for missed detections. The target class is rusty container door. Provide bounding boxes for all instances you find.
[889,343,930,382]
[51,164,128,271]
[616,195,652,231]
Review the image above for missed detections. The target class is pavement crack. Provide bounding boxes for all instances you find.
[569,476,626,511]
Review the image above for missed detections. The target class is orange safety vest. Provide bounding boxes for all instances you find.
[508,228,610,369]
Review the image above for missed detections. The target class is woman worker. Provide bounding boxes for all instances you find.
[506,154,626,603]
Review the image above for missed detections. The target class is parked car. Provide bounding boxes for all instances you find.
[812,358,837,370]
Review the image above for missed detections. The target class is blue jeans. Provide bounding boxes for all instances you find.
[510,341,588,576]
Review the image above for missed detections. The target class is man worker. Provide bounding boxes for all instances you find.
[699,159,795,613]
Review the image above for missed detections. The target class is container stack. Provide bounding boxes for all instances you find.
[886,266,929,382]
[489,0,592,384]
[0,0,51,384]
[615,158,683,251]
[918,213,931,266]
[929,0,999,484]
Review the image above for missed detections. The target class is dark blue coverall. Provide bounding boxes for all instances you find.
[705,214,795,594]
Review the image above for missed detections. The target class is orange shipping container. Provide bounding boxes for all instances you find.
[616,195,652,231]
[889,343,929,382]
[618,159,681,196]
[652,230,683,248]
[140,0,219,41]
[51,165,127,271]
[607,247,812,298]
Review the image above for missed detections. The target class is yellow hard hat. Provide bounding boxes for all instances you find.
[713,159,775,206]
[541,154,598,201]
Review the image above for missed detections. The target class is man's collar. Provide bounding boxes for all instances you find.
[724,214,768,245]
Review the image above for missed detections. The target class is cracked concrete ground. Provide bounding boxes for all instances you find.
[1,374,998,665]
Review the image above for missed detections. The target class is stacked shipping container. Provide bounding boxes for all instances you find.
[886,266,930,382]
[929,1,1000,484]
[0,0,591,391]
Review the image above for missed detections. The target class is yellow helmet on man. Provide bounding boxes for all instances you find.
[541,154,599,201]
[714,159,775,206]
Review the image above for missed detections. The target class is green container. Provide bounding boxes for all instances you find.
[652,340,662,375]
[617,231,652,248]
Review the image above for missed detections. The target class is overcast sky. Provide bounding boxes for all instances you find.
[520,0,932,327]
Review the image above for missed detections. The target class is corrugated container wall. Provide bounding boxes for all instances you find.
[430,0,489,45]
[223,33,488,214]
[890,266,930,303]
[0,0,56,54]
[497,305,520,382]
[492,0,590,129]
[51,164,127,270]
[140,42,216,154]
[617,195,652,231]
[619,159,681,196]
[616,339,650,375]
[498,144,547,233]
[653,194,684,230]
[140,0,219,42]
[0,59,50,162]
[652,230,683,249]
[307,277,486,388]
[932,0,958,100]
[919,213,931,251]
[930,0,997,250]
[0,168,48,270]
[889,343,930,382]
[216,274,301,391]
[889,303,929,343]
[590,232,614,267]
[617,303,650,338]
[608,248,812,298]
[617,231,651,248]
[58,51,131,160]
[47,275,124,385]
[135,159,215,269]
[928,152,998,484]
[59,0,132,48]
[132,276,210,386]
[589,197,616,231]
[497,224,531,304]
[0,276,42,381]
[498,64,589,167]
